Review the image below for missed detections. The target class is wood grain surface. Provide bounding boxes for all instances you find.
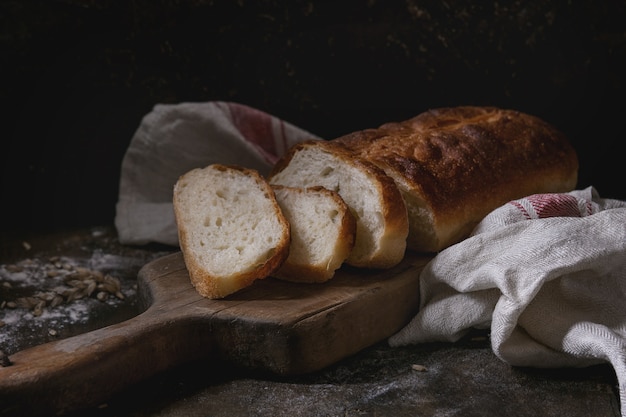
[0,251,431,416]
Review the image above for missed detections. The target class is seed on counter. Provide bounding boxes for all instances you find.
[1,256,130,315]
[46,269,60,278]
[98,275,122,295]
[71,267,92,279]
[85,280,97,297]
[50,295,64,308]
[15,297,40,309]
[66,279,87,289]
[104,275,121,290]
[92,270,105,281]
[32,300,45,317]
[411,364,427,372]
[35,291,56,302]
[65,288,85,302]
[5,264,22,273]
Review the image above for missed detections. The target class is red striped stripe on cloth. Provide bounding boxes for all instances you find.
[509,193,594,220]
[217,102,289,165]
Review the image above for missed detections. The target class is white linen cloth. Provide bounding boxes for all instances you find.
[114,101,320,246]
[389,187,626,417]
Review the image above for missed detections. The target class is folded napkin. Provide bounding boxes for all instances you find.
[114,101,320,246]
[389,187,626,417]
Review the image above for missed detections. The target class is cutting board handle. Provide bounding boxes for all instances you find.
[0,305,213,416]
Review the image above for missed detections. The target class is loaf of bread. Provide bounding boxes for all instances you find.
[272,185,356,283]
[174,106,578,298]
[173,164,290,299]
[268,140,409,269]
[334,106,579,252]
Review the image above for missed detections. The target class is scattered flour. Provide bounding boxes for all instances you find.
[0,251,141,355]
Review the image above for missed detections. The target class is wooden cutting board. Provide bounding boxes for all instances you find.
[0,251,431,416]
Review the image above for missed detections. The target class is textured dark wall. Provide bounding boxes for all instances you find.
[1,0,624,234]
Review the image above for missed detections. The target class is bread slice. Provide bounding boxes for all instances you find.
[334,106,579,252]
[268,140,409,269]
[272,185,357,283]
[173,164,290,299]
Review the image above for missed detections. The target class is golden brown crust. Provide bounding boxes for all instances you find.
[336,106,579,252]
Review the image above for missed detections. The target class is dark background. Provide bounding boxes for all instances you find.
[1,0,624,235]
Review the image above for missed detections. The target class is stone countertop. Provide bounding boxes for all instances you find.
[0,226,620,417]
